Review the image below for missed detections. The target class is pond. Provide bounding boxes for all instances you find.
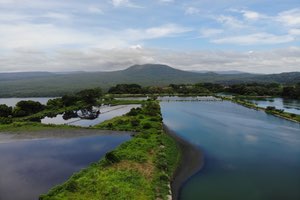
[161,101,300,200]
[0,131,131,200]
[0,97,55,107]
[246,97,300,115]
[41,104,140,127]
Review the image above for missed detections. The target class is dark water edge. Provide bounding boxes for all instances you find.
[163,125,203,200]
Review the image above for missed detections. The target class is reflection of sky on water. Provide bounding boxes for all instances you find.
[248,98,300,115]
[0,134,130,200]
[42,104,140,127]
[161,101,300,200]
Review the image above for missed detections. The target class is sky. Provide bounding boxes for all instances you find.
[0,0,300,73]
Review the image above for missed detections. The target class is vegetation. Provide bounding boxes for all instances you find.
[0,104,13,117]
[0,88,104,125]
[225,82,300,99]
[0,64,299,97]
[0,122,79,132]
[224,97,300,123]
[40,100,181,200]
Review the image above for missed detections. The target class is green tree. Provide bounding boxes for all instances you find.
[0,104,12,117]
[76,88,102,105]
[13,100,44,117]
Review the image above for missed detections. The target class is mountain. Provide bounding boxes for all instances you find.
[190,70,248,75]
[0,64,299,97]
[0,72,55,82]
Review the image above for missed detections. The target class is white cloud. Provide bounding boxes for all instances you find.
[277,9,300,27]
[216,15,246,28]
[185,7,200,15]
[88,6,103,14]
[43,12,71,21]
[158,0,174,3]
[111,0,141,8]
[1,47,300,73]
[125,24,191,40]
[0,22,190,50]
[212,33,294,45]
[241,10,261,20]
[199,28,223,37]
[289,29,300,36]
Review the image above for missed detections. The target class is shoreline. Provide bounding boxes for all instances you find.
[164,125,204,200]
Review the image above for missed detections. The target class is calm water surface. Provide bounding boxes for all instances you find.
[0,97,55,107]
[42,104,140,127]
[161,101,300,200]
[247,98,300,115]
[0,133,130,200]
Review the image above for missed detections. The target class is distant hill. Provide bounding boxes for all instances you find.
[190,70,248,75]
[0,64,299,97]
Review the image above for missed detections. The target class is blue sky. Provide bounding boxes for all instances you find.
[0,0,300,73]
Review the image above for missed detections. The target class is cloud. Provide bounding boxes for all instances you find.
[216,15,246,29]
[212,33,294,45]
[185,7,200,15]
[199,28,223,37]
[242,10,261,20]
[88,6,103,14]
[111,0,141,8]
[43,12,71,21]
[277,9,300,28]
[1,47,300,73]
[0,21,190,50]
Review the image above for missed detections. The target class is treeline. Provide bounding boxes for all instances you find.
[108,83,223,95]
[107,83,300,99]
[225,83,300,99]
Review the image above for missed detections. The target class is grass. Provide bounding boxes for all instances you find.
[40,100,181,200]
[0,122,79,132]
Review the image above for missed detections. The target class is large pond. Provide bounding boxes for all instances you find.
[246,98,300,115]
[161,101,300,200]
[0,131,131,200]
[41,104,140,127]
[0,97,55,107]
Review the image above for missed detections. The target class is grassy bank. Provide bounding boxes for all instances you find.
[40,100,181,200]
[221,96,300,123]
[0,122,79,132]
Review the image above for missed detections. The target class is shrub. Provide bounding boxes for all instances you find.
[0,117,13,124]
[105,151,120,164]
[130,119,140,127]
[142,122,152,129]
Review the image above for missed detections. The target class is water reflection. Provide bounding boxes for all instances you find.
[0,132,131,200]
[42,104,140,127]
[161,101,300,200]
[247,98,300,115]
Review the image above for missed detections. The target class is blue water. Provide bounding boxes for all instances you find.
[248,98,300,115]
[161,101,300,200]
[0,134,130,200]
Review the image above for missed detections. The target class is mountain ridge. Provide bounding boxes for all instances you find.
[0,64,299,97]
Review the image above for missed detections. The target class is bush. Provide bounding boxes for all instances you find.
[0,104,12,117]
[13,100,45,117]
[105,151,120,164]
[126,108,139,116]
[130,119,140,127]
[0,117,13,124]
[142,123,152,129]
